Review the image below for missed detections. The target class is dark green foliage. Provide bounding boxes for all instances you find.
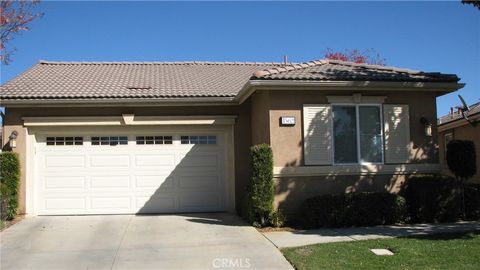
[402,174,461,223]
[465,183,480,220]
[462,0,480,10]
[244,144,275,227]
[1,152,21,221]
[401,174,480,222]
[269,209,286,228]
[300,192,407,228]
[446,140,477,218]
[446,140,477,180]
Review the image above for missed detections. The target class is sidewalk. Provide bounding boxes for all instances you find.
[262,221,480,248]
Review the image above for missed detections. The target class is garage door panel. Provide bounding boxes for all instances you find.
[45,198,86,210]
[178,154,219,167]
[90,155,130,168]
[90,176,131,189]
[90,197,132,210]
[136,196,176,213]
[135,175,174,189]
[135,154,176,167]
[44,176,86,190]
[45,155,85,168]
[178,175,219,189]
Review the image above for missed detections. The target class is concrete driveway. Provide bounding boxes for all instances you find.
[1,214,292,270]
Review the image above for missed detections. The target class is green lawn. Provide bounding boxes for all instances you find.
[282,231,480,270]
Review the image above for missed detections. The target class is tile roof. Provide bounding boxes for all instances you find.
[0,61,282,100]
[0,59,460,101]
[438,101,480,126]
[252,59,460,82]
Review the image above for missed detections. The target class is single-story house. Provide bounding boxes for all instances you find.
[0,59,463,216]
[438,102,480,183]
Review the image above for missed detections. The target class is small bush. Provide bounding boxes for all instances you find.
[300,192,406,228]
[447,140,477,180]
[0,152,21,221]
[244,144,274,227]
[269,210,286,228]
[446,140,477,218]
[401,174,461,223]
[465,184,480,220]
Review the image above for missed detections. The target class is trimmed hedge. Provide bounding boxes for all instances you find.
[244,144,276,227]
[0,152,21,221]
[401,174,480,223]
[300,192,407,228]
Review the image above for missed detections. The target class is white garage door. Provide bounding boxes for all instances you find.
[35,128,228,215]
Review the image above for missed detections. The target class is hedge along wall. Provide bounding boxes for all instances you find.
[1,152,21,220]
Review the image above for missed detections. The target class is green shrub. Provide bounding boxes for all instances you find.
[447,140,477,218]
[401,174,461,223]
[300,192,407,228]
[0,152,21,221]
[269,210,286,228]
[244,144,274,227]
[465,184,480,220]
[447,140,477,180]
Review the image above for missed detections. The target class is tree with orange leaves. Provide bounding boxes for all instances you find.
[1,0,43,64]
[324,48,386,66]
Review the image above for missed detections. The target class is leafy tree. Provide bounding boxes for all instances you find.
[324,48,386,65]
[462,0,480,10]
[446,140,477,218]
[1,0,43,64]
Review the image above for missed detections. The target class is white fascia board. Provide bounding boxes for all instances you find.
[23,115,237,127]
[235,80,465,104]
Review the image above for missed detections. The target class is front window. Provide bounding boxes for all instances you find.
[333,105,383,164]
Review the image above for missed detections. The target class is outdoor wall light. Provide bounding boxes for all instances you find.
[420,117,432,137]
[9,131,18,148]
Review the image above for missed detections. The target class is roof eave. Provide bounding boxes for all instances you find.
[438,112,480,131]
[235,80,465,104]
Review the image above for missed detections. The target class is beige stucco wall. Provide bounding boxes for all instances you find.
[2,105,253,214]
[439,121,480,183]
[250,92,271,145]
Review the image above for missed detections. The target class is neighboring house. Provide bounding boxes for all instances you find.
[438,102,480,183]
[0,59,463,215]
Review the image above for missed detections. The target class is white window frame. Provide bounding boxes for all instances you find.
[331,103,384,165]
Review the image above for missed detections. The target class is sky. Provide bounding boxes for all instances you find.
[1,1,479,117]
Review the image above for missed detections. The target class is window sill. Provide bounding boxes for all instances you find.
[273,163,441,177]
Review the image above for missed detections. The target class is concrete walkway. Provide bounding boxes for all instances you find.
[263,221,480,248]
[1,214,293,270]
